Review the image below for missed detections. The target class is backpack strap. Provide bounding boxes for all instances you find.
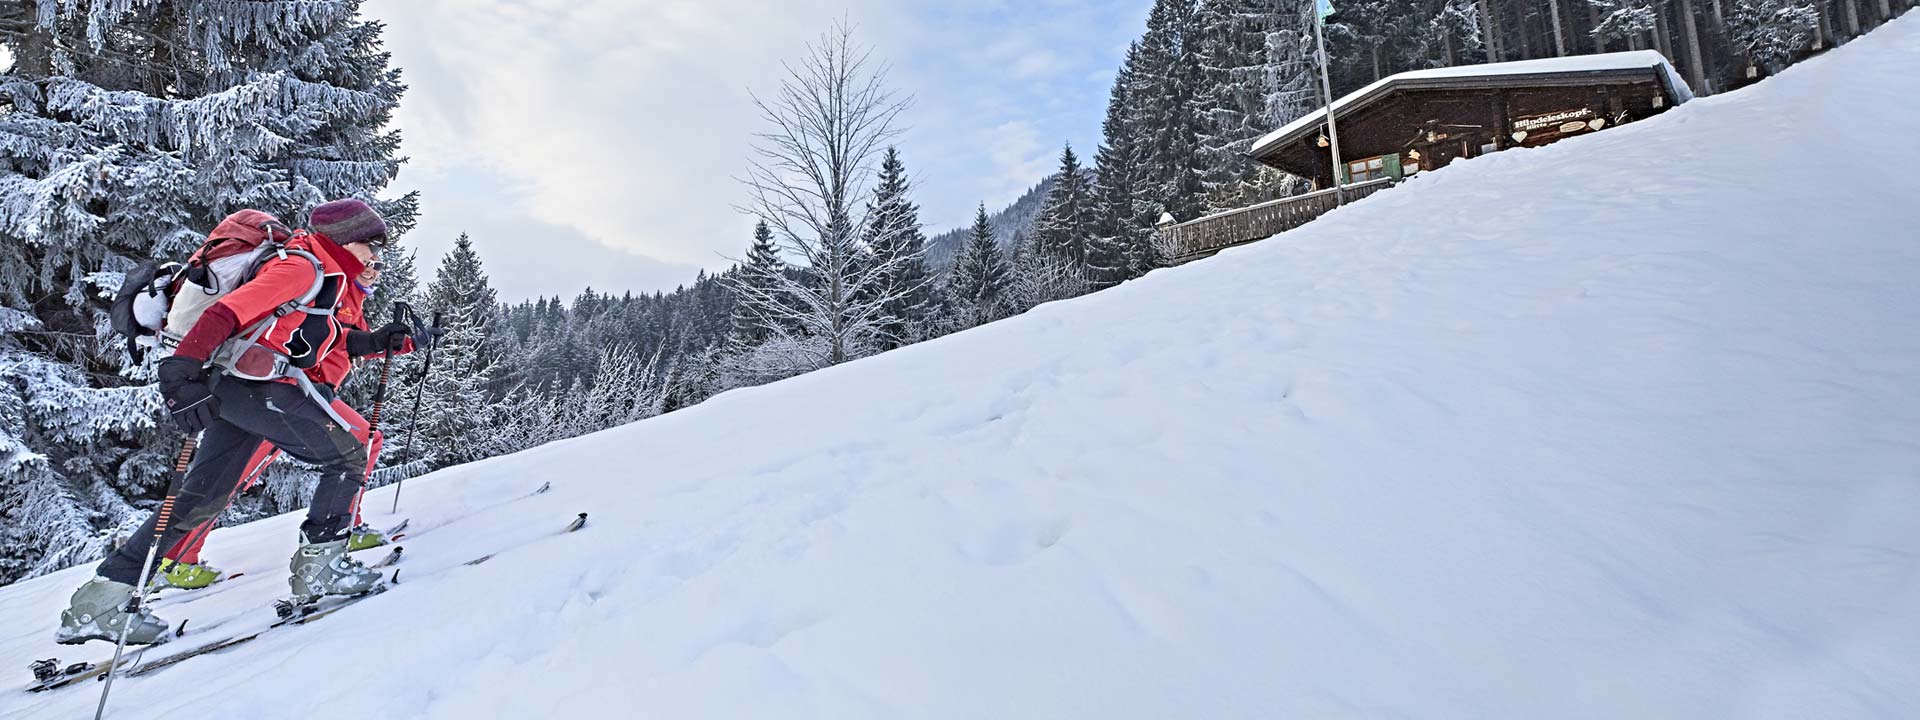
[206,245,358,431]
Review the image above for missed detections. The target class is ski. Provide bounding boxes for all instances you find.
[369,545,403,568]
[26,658,109,693]
[24,642,155,693]
[122,579,393,680]
[27,572,395,691]
[463,512,587,568]
[28,501,561,693]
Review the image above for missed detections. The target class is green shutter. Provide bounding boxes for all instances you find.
[1383,153,1402,181]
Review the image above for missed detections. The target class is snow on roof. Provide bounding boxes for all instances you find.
[1251,50,1692,157]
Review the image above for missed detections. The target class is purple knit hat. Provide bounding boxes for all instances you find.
[309,199,388,246]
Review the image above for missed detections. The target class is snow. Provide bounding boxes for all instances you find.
[6,16,1920,719]
[1252,50,1694,157]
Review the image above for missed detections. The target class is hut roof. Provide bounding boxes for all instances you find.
[1249,51,1693,160]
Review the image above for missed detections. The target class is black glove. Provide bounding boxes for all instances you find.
[156,356,219,433]
[347,322,413,357]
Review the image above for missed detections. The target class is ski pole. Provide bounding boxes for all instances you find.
[95,430,199,720]
[365,302,409,434]
[390,310,441,513]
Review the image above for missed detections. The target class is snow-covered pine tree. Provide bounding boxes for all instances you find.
[1189,0,1323,213]
[1191,0,1269,210]
[1132,0,1208,225]
[411,234,512,470]
[945,204,1012,329]
[860,147,936,350]
[1031,144,1096,267]
[1591,0,1663,50]
[1398,0,1486,66]
[1326,0,1402,85]
[1088,43,1152,288]
[728,221,788,346]
[1728,0,1819,71]
[733,23,913,372]
[0,0,411,582]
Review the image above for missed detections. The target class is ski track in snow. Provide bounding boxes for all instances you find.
[5,16,1920,720]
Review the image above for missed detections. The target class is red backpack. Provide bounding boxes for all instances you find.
[110,210,325,362]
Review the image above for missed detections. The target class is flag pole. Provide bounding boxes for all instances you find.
[1313,0,1347,205]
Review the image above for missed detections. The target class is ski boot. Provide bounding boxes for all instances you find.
[346,523,390,552]
[150,559,224,591]
[54,578,171,645]
[288,538,384,602]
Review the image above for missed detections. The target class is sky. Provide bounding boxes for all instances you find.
[363,0,1153,301]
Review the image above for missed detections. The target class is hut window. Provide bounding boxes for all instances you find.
[1345,156,1390,182]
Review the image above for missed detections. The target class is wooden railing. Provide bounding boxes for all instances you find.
[1161,178,1396,263]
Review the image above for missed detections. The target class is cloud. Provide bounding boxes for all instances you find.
[985,120,1054,204]
[405,164,701,301]
[367,0,1153,294]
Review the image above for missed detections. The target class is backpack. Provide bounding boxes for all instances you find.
[110,210,325,364]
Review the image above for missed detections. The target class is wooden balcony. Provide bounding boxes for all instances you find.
[1162,178,1396,264]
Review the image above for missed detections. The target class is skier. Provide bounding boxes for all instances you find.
[57,199,410,645]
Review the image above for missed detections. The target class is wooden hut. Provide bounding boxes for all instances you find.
[1249,51,1694,189]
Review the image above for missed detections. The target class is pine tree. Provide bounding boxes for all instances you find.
[945,204,1011,328]
[1728,0,1819,71]
[1133,0,1208,225]
[0,0,411,582]
[1089,43,1151,288]
[412,234,511,469]
[1592,0,1663,49]
[729,221,789,346]
[1191,0,1270,208]
[1188,1,1320,213]
[1031,144,1096,267]
[861,147,936,349]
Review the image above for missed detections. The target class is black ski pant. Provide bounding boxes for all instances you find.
[97,379,367,586]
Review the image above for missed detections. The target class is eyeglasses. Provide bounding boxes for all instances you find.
[369,261,385,271]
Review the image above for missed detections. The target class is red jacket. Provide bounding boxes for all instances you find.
[175,231,371,389]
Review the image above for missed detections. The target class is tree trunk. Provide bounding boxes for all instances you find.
[1653,5,1675,60]
[1815,0,1833,48]
[1843,0,1861,37]
[1371,44,1383,81]
[1477,0,1502,61]
[1515,9,1535,59]
[1873,0,1891,26]
[1548,0,1568,56]
[1678,0,1709,93]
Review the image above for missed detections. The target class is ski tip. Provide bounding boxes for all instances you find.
[532,481,551,495]
[391,569,401,585]
[174,618,190,637]
[566,512,588,532]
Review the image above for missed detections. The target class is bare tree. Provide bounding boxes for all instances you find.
[731,22,916,372]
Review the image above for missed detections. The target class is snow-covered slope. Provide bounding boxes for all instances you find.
[7,18,1920,720]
